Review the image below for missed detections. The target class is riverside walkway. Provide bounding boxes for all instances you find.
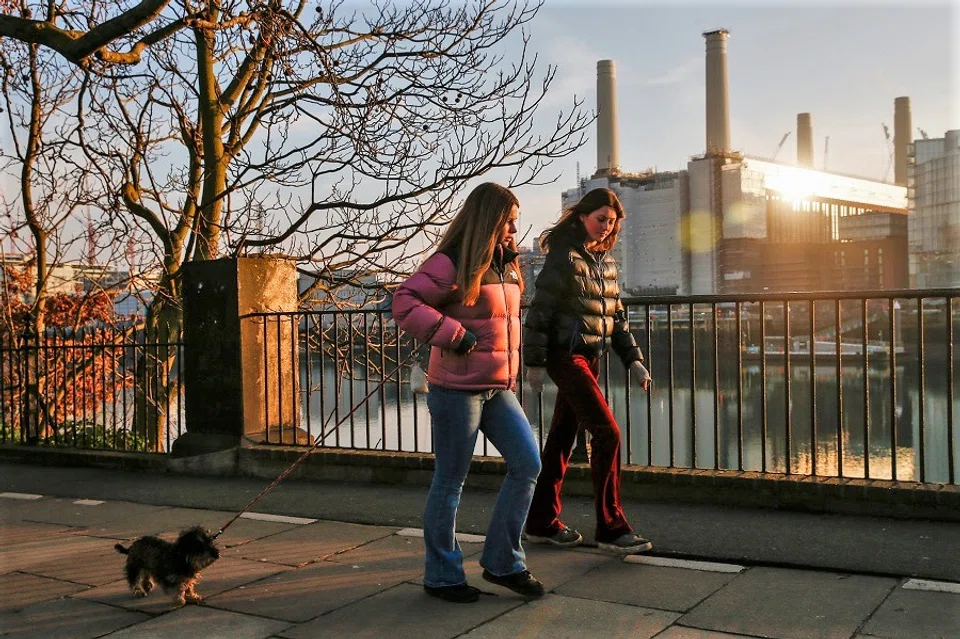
[1,461,959,638]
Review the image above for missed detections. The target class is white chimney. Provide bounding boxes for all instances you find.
[704,29,731,154]
[797,113,813,167]
[596,60,620,174]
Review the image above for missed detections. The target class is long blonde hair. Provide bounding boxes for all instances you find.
[435,182,523,306]
[540,187,625,253]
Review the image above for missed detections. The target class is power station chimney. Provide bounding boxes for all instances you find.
[797,113,813,167]
[894,96,912,186]
[703,29,731,154]
[596,60,620,175]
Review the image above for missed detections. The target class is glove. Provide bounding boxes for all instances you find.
[526,366,546,394]
[630,361,652,391]
[453,330,477,355]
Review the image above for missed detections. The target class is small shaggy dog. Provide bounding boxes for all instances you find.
[114,526,220,606]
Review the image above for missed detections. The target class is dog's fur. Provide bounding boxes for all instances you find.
[114,526,220,606]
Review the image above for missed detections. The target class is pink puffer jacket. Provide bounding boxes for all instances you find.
[392,248,522,390]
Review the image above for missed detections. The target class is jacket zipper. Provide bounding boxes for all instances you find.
[595,253,607,344]
[499,267,512,389]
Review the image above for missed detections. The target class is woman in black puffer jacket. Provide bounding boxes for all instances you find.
[522,187,654,556]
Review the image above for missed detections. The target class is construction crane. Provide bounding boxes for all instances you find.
[917,127,929,140]
[771,131,791,161]
[881,123,894,182]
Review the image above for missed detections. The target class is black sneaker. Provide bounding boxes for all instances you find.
[481,569,545,598]
[423,583,481,603]
[524,525,583,548]
[597,532,653,555]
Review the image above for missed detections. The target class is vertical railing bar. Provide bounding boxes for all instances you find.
[784,300,792,475]
[378,312,388,451]
[862,298,870,479]
[760,300,767,473]
[624,329,633,464]
[413,337,421,453]
[646,303,653,467]
[668,303,675,468]
[690,302,697,469]
[737,301,744,472]
[263,318,271,444]
[890,298,898,481]
[810,300,817,476]
[835,298,843,478]
[918,296,926,483]
[363,313,371,450]
[82,327,89,448]
[395,333,403,452]
[333,317,342,447]
[713,302,720,470]
[304,314,313,442]
[348,313,357,449]
[112,325,120,450]
[289,315,297,442]
[319,314,328,446]
[947,296,955,484]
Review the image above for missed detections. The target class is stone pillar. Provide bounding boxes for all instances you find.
[172,256,303,456]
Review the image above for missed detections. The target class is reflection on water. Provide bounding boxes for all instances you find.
[300,352,959,485]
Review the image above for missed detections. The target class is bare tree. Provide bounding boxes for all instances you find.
[0,32,135,443]
[0,1,181,67]
[6,0,590,442]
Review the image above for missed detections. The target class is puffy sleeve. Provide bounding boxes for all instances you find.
[391,253,468,349]
[610,297,643,367]
[522,248,572,367]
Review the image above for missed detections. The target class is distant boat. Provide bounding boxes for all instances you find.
[744,336,904,360]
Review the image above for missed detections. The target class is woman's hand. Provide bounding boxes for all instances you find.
[629,361,652,391]
[453,330,477,355]
[526,366,547,394]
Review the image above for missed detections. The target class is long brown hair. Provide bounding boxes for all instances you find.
[435,182,523,306]
[539,187,625,253]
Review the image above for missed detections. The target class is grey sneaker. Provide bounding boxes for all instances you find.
[597,532,653,555]
[524,525,583,548]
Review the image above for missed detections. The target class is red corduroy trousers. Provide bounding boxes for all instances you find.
[525,351,632,543]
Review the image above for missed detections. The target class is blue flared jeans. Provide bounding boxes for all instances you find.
[423,384,541,587]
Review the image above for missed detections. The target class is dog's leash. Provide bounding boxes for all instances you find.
[212,347,423,539]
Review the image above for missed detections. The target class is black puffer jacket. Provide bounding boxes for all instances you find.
[523,236,643,368]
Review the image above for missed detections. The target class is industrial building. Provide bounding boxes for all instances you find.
[908,129,960,288]
[564,29,910,295]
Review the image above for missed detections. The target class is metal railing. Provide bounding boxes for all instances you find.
[252,289,960,486]
[0,324,185,452]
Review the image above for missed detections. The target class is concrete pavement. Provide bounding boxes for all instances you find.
[1,462,959,638]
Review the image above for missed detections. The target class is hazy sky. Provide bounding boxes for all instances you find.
[503,0,958,245]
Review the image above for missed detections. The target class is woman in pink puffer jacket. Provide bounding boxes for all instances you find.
[392,182,543,604]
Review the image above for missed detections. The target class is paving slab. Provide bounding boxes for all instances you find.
[278,582,524,639]
[73,556,292,613]
[555,558,739,612]
[206,557,421,622]
[0,596,148,638]
[98,604,292,639]
[680,567,897,639]
[859,585,960,639]
[0,520,76,544]
[224,519,397,567]
[0,571,88,614]
[460,593,679,638]
[0,532,115,573]
[514,544,613,592]
[656,627,765,638]
[325,531,427,572]
[19,541,133,586]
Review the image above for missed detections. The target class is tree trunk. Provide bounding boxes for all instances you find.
[132,290,182,451]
